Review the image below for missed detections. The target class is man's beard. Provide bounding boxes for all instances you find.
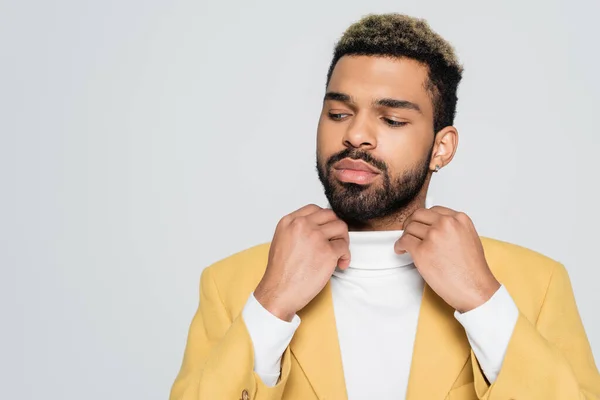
[316,148,431,226]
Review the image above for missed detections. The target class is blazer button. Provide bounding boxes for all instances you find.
[241,389,249,400]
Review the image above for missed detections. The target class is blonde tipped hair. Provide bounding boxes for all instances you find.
[326,14,464,132]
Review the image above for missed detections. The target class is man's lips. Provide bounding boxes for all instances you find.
[333,158,381,174]
[332,158,381,184]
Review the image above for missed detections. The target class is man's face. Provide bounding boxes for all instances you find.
[316,55,436,226]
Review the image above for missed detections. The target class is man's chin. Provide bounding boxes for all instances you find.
[331,176,378,189]
[330,207,378,225]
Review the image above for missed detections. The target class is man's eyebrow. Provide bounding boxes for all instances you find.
[324,92,422,114]
[323,91,355,104]
[374,98,422,114]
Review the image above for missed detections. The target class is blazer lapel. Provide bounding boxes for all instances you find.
[406,284,471,399]
[290,282,347,400]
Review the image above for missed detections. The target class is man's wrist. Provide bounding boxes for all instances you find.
[457,276,501,313]
[254,283,295,322]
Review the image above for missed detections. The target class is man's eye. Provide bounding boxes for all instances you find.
[328,112,350,121]
[383,118,407,127]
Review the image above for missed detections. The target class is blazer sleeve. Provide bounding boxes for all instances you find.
[169,266,292,400]
[472,262,600,399]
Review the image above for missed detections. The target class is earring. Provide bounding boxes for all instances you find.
[434,165,441,172]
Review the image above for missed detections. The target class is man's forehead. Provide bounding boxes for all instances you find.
[327,55,432,108]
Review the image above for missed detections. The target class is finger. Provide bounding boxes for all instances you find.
[306,208,340,226]
[403,220,430,240]
[320,219,349,242]
[330,238,351,270]
[403,207,440,228]
[292,203,323,217]
[394,232,421,254]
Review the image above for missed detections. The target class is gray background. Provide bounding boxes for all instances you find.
[1,0,598,399]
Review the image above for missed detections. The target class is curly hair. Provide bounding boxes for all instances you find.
[326,14,464,133]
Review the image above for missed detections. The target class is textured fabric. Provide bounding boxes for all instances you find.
[330,229,423,399]
[243,229,517,396]
[170,238,600,400]
[242,293,300,387]
[455,284,519,383]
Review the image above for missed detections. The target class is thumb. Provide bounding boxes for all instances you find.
[394,237,407,254]
[337,256,351,270]
[395,232,419,255]
[331,239,351,270]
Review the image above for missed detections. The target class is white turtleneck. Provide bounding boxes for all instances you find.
[329,230,425,398]
[242,230,519,399]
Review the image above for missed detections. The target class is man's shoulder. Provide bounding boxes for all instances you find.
[205,242,271,283]
[201,243,271,311]
[480,236,562,277]
[481,236,566,318]
[205,236,565,286]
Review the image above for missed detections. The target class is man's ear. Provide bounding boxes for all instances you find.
[429,126,458,172]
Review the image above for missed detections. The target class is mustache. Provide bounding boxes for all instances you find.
[326,148,388,173]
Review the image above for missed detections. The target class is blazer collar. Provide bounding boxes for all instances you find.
[290,282,347,399]
[289,282,470,399]
[406,284,471,399]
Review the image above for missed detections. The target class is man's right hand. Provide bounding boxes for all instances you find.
[254,204,351,322]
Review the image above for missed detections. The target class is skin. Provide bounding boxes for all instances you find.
[255,55,500,321]
[316,55,447,230]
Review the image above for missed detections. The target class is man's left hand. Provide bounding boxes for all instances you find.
[395,206,500,313]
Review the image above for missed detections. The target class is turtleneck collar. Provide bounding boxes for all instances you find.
[347,230,414,270]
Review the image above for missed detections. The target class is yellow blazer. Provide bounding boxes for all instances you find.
[170,237,600,399]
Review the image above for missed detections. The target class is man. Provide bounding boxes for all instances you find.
[170,13,600,400]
